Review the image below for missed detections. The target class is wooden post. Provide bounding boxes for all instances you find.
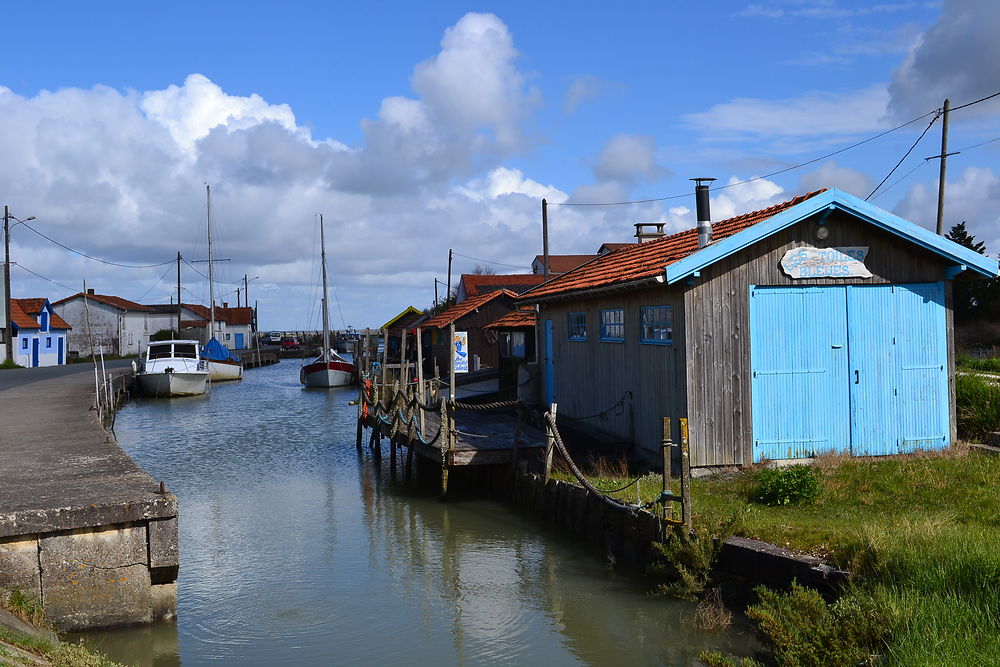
[441,399,454,500]
[679,417,691,530]
[543,403,558,484]
[511,402,524,494]
[381,328,388,388]
[390,384,399,477]
[448,323,456,403]
[401,326,408,389]
[662,417,672,524]
[415,326,425,436]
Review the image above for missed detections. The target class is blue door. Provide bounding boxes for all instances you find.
[235,333,245,349]
[543,319,554,407]
[31,338,39,367]
[58,338,64,365]
[751,283,949,461]
[750,286,850,461]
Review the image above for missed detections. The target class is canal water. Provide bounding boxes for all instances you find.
[77,360,756,665]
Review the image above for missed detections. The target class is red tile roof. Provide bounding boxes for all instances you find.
[216,306,254,326]
[10,299,72,330]
[533,255,598,274]
[485,307,537,329]
[421,290,517,329]
[520,190,827,301]
[53,292,151,312]
[598,242,634,254]
[460,273,546,298]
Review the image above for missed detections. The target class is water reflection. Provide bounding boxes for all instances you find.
[79,360,755,665]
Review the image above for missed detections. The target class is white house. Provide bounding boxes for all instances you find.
[52,290,154,357]
[11,298,72,367]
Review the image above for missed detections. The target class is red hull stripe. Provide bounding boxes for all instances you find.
[302,361,354,375]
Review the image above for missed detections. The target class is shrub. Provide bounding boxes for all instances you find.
[955,373,1000,441]
[750,465,819,506]
[746,583,889,667]
[649,522,733,601]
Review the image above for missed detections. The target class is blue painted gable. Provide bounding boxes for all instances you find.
[666,188,999,284]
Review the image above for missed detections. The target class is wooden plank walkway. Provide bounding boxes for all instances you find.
[408,408,546,466]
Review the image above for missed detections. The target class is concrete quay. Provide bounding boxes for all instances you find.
[0,363,178,631]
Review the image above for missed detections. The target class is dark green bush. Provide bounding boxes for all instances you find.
[746,583,888,667]
[648,526,728,601]
[955,373,1000,441]
[750,465,819,506]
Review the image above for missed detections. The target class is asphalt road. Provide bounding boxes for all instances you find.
[0,359,133,393]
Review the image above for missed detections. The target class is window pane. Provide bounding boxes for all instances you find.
[601,309,624,340]
[641,306,672,344]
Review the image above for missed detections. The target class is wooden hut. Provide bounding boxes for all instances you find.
[421,290,517,373]
[518,188,998,468]
[381,306,426,362]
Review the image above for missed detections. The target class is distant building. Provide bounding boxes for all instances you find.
[420,289,517,372]
[456,274,545,303]
[530,255,597,277]
[10,298,72,367]
[52,290,152,356]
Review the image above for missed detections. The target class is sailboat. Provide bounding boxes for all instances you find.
[200,184,244,382]
[300,213,354,388]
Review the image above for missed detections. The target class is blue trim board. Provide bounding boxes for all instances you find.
[666,189,999,284]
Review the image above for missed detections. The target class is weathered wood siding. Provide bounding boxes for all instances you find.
[539,286,687,457]
[684,211,955,467]
[429,294,515,373]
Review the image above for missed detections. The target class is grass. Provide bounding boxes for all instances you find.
[551,447,1000,665]
[0,359,24,370]
[956,372,1000,441]
[956,354,1000,373]
[0,591,122,666]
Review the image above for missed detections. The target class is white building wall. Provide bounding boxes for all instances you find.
[53,298,151,356]
[14,330,68,367]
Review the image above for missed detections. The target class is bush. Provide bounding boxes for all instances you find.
[955,373,1000,441]
[746,583,888,667]
[750,465,819,506]
[649,522,733,601]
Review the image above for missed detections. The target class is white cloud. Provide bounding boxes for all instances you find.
[685,86,891,139]
[590,134,666,184]
[456,167,565,202]
[563,75,625,114]
[893,166,1000,250]
[798,161,874,198]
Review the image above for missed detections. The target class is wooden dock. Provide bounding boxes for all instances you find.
[233,346,280,368]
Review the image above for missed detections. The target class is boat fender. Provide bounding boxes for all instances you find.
[131,360,137,374]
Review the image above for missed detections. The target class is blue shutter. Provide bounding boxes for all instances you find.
[847,285,899,456]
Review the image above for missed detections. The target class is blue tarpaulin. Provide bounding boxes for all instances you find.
[201,337,240,362]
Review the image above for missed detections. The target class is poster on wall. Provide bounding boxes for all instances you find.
[780,246,872,279]
[453,331,469,373]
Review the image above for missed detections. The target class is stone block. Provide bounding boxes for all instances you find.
[151,582,177,621]
[148,517,178,568]
[0,535,41,604]
[39,524,152,631]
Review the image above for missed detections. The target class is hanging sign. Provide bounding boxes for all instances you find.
[780,246,871,279]
[453,331,469,373]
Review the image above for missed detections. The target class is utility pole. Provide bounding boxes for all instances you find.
[243,274,249,309]
[236,287,241,308]
[541,198,549,280]
[176,252,182,337]
[434,279,439,308]
[446,248,453,305]
[3,206,11,364]
[935,99,952,235]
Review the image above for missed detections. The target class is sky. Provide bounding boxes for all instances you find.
[2,0,999,331]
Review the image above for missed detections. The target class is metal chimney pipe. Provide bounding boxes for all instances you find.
[691,177,716,248]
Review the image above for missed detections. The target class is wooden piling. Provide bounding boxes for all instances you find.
[543,403,558,484]
[679,417,691,529]
[661,417,672,524]
[441,399,455,500]
[415,326,425,436]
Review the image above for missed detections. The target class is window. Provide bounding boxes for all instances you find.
[600,309,624,342]
[40,311,48,331]
[46,337,52,348]
[21,338,28,349]
[641,306,673,344]
[225,333,231,341]
[567,312,587,341]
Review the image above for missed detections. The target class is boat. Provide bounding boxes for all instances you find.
[201,184,244,382]
[135,339,209,397]
[300,214,355,388]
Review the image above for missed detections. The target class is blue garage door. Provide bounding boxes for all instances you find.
[750,283,948,461]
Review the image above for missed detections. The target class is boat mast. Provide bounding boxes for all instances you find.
[319,213,330,361]
[206,184,216,343]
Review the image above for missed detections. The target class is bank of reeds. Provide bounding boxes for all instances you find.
[955,371,1000,441]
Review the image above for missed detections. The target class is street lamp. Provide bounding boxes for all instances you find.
[4,206,35,364]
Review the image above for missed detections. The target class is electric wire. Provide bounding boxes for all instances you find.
[868,161,930,201]
[11,263,78,292]
[17,221,173,268]
[131,262,177,303]
[950,90,1000,112]
[550,108,941,207]
[866,112,942,200]
[451,251,531,270]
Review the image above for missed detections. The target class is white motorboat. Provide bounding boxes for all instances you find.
[300,213,355,388]
[135,339,209,397]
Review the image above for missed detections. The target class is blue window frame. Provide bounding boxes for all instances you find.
[567,312,587,341]
[21,338,28,349]
[641,306,673,345]
[46,337,52,348]
[600,308,624,342]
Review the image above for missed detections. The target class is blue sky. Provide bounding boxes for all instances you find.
[2,1,999,330]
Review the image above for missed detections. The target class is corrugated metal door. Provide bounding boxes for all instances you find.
[751,283,949,461]
[750,286,850,461]
[892,283,949,452]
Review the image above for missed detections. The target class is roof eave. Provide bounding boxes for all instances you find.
[520,274,666,305]
[666,189,999,284]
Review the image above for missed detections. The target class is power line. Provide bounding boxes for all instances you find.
[12,263,78,293]
[869,161,929,201]
[950,89,1000,112]
[551,108,941,207]
[18,221,173,268]
[451,251,531,270]
[131,262,177,303]
[953,136,1000,153]
[866,112,942,200]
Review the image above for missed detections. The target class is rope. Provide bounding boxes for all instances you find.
[592,472,647,494]
[454,399,522,411]
[545,412,632,511]
[562,391,632,422]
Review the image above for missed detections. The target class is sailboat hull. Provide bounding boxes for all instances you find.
[207,358,243,382]
[137,369,208,398]
[300,359,354,388]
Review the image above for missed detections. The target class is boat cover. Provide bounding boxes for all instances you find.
[201,337,241,362]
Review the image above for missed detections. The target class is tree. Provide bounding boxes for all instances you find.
[945,221,986,254]
[945,222,997,325]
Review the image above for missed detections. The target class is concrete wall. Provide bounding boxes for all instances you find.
[54,299,151,356]
[0,517,178,631]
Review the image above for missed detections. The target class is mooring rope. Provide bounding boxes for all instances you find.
[545,412,632,511]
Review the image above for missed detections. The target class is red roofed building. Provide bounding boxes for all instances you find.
[485,307,538,400]
[53,289,155,356]
[519,188,998,469]
[456,273,545,303]
[530,255,597,277]
[420,289,517,373]
[10,298,72,366]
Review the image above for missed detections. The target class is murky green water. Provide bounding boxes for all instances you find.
[77,360,755,665]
